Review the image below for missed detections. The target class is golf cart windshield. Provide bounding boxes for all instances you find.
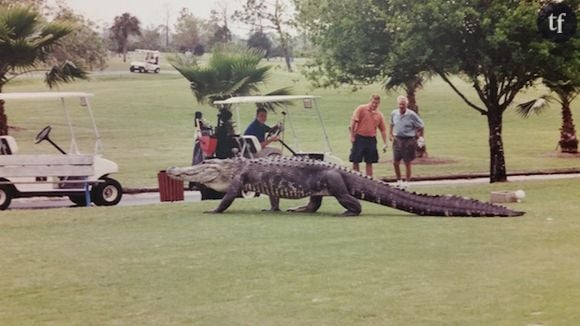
[0,92,103,155]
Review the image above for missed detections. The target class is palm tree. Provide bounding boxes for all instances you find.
[109,13,141,63]
[171,47,291,106]
[518,80,578,153]
[0,5,88,135]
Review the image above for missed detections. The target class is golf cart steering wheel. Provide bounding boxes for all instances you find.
[34,126,52,144]
[266,122,283,139]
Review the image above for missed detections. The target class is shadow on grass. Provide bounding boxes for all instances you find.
[201,209,416,219]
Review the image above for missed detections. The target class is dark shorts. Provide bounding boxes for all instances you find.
[349,134,378,163]
[393,137,417,163]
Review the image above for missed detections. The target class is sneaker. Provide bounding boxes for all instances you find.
[401,181,409,190]
[395,180,403,189]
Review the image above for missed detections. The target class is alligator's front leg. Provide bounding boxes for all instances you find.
[262,196,281,212]
[287,196,323,213]
[208,176,243,213]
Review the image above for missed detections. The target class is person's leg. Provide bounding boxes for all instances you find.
[349,135,363,172]
[404,161,412,181]
[393,161,401,180]
[392,138,403,182]
[401,138,416,189]
[365,163,373,177]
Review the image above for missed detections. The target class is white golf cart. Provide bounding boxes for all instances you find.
[129,49,160,73]
[0,92,123,209]
[191,95,343,199]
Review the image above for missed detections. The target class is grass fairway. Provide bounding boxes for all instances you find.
[1,179,579,325]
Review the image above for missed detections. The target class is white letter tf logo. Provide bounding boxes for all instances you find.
[548,12,567,34]
[538,3,577,43]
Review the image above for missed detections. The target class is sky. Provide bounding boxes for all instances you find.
[47,0,250,35]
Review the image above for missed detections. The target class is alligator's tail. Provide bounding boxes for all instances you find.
[350,177,524,217]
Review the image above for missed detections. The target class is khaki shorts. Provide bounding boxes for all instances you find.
[393,137,417,163]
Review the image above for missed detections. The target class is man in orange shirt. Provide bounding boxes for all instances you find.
[349,95,388,177]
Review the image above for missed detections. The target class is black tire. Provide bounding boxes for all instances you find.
[68,194,90,206]
[154,68,160,73]
[257,147,282,158]
[0,184,13,210]
[199,184,225,200]
[130,66,136,72]
[139,67,145,73]
[92,178,123,206]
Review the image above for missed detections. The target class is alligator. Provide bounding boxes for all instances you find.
[166,156,525,217]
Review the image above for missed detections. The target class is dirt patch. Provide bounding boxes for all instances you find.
[380,156,458,165]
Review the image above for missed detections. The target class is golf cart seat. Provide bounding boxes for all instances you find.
[0,136,18,155]
[236,135,262,158]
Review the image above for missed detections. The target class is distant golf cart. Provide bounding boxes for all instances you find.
[191,95,342,199]
[0,92,123,210]
[129,49,160,73]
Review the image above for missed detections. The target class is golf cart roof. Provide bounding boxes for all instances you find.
[213,95,319,105]
[0,92,94,101]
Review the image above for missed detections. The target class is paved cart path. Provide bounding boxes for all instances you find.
[7,172,580,210]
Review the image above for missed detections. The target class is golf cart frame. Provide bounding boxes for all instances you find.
[129,49,160,73]
[0,92,123,209]
[191,95,342,199]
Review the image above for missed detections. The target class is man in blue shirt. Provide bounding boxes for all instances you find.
[244,108,279,148]
[389,95,424,189]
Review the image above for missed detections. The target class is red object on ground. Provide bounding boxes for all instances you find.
[157,170,184,202]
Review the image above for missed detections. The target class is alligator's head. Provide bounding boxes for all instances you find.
[166,158,241,192]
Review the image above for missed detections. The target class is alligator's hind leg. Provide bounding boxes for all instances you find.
[287,196,323,213]
[325,171,361,216]
[335,194,361,216]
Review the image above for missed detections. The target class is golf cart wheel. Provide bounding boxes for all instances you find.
[68,194,90,206]
[139,67,145,73]
[257,147,282,158]
[199,184,224,200]
[92,177,123,206]
[0,184,13,210]
[130,66,136,72]
[154,68,160,73]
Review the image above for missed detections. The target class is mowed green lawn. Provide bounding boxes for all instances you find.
[1,179,579,325]
[1,56,579,324]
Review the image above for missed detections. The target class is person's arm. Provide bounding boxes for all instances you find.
[349,108,360,143]
[260,137,278,148]
[378,116,388,150]
[260,124,279,147]
[414,113,425,137]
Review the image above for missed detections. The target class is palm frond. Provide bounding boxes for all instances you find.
[0,6,38,39]
[39,20,76,44]
[516,95,552,118]
[256,87,295,112]
[45,60,88,89]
